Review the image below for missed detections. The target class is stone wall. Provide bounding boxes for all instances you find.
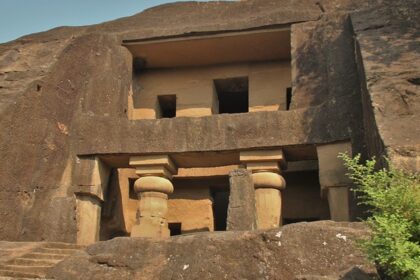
[351,1,420,171]
[167,183,214,234]
[131,61,291,119]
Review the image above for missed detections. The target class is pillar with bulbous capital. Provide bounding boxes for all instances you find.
[240,149,287,229]
[129,155,177,238]
[131,176,173,238]
[252,171,286,229]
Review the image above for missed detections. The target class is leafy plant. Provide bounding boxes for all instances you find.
[340,154,420,280]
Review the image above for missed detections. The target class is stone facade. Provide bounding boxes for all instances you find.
[0,0,418,245]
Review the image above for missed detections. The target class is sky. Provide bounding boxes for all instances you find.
[0,0,202,43]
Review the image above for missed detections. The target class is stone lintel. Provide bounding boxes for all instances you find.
[175,165,239,178]
[240,149,286,170]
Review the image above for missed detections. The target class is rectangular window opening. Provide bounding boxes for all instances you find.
[214,77,249,114]
[169,223,182,236]
[286,87,292,110]
[158,94,176,118]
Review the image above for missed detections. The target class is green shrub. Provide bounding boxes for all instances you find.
[340,154,420,280]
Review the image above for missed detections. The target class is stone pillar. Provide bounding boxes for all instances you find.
[317,141,353,221]
[129,155,177,238]
[75,194,101,245]
[327,186,351,221]
[252,172,286,229]
[226,169,257,231]
[240,150,286,230]
[74,156,110,245]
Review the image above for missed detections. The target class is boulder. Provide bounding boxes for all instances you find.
[47,221,377,280]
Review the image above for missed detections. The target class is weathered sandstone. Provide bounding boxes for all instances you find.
[46,221,377,280]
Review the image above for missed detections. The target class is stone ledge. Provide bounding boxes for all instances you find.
[75,96,356,156]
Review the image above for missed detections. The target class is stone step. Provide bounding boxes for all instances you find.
[0,243,82,279]
[42,242,84,250]
[0,267,44,278]
[0,278,53,280]
[0,277,48,280]
[0,264,50,276]
[23,252,68,260]
[33,247,78,255]
[8,257,59,266]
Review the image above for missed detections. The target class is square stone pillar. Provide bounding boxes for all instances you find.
[240,149,286,230]
[317,141,353,221]
[74,156,110,245]
[129,155,177,238]
[226,169,257,231]
[327,187,351,221]
[75,194,101,245]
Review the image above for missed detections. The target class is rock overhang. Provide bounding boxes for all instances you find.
[122,26,291,69]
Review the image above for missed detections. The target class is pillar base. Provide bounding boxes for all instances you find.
[131,216,170,238]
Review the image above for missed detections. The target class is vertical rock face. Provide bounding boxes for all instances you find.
[0,0,418,243]
[291,14,366,157]
[226,169,257,231]
[350,0,420,171]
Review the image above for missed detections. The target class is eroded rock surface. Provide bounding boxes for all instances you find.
[227,169,257,231]
[350,1,420,171]
[47,221,377,280]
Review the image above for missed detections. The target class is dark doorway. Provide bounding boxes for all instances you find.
[214,77,249,114]
[286,87,292,110]
[169,223,182,236]
[100,169,129,240]
[211,187,230,231]
[158,94,176,118]
[283,218,319,225]
[128,178,137,200]
[282,170,331,223]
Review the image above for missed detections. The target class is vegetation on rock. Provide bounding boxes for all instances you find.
[341,154,420,280]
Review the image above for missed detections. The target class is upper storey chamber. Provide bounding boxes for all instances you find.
[123,27,291,120]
